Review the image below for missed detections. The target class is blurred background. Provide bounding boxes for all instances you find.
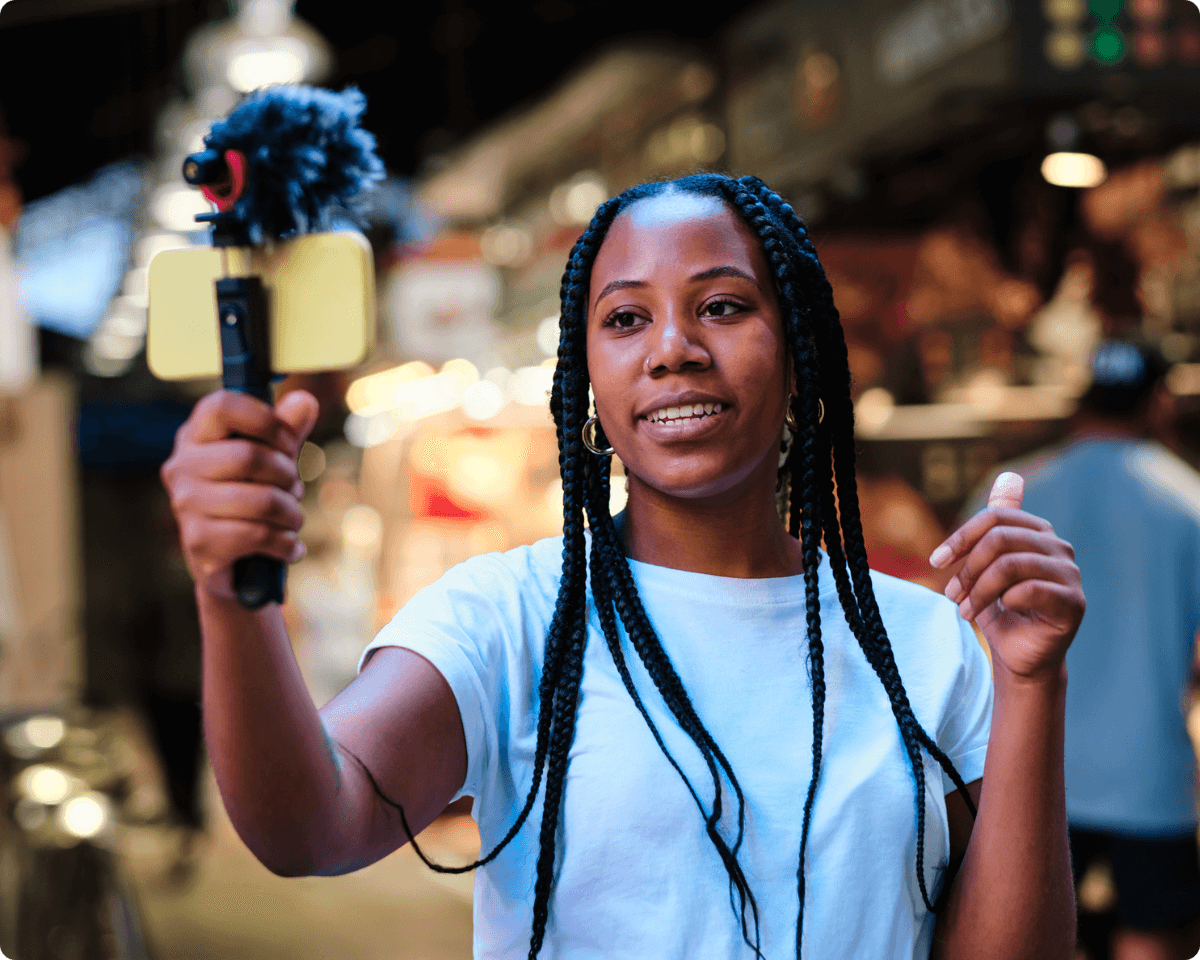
[1,0,1200,957]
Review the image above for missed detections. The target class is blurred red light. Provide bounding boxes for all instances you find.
[1129,0,1166,22]
[1133,28,1168,65]
[1178,26,1200,65]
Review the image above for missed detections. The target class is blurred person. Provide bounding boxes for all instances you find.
[161,174,1085,959]
[80,416,207,884]
[964,339,1200,960]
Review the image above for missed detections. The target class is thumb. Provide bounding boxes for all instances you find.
[988,471,1024,511]
[276,389,320,449]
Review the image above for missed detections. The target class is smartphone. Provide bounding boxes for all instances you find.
[146,231,375,380]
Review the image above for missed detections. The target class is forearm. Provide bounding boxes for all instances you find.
[198,586,351,876]
[937,663,1075,960]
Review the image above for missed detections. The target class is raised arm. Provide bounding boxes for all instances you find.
[927,472,1085,960]
[162,390,466,877]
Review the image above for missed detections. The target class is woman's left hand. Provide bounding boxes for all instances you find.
[929,472,1085,682]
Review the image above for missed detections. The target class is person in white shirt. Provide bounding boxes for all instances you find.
[161,173,1085,958]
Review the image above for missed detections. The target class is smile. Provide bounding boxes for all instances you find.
[644,402,724,424]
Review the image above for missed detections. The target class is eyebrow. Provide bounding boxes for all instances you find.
[593,265,762,309]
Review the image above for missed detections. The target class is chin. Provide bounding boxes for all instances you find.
[627,453,772,503]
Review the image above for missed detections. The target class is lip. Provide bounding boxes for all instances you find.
[635,390,732,442]
[634,391,731,421]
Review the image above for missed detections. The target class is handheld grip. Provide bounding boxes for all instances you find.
[215,276,286,609]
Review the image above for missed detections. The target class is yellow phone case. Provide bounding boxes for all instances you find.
[147,232,375,380]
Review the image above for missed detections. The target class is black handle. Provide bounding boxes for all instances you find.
[215,276,286,609]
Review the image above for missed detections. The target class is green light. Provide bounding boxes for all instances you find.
[1089,0,1122,21]
[1093,27,1125,62]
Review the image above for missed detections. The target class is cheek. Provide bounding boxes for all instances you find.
[587,343,635,424]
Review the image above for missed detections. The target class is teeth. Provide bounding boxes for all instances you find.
[647,402,723,423]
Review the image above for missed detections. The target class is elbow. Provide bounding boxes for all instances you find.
[235,827,330,878]
[250,842,322,878]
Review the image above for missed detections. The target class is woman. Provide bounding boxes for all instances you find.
[161,174,1084,958]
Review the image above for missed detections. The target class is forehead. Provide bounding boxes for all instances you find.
[589,193,770,301]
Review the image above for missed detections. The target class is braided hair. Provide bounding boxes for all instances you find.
[357,173,977,959]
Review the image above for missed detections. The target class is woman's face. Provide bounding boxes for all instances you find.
[586,192,792,502]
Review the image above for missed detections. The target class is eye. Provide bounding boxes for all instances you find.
[603,310,645,330]
[702,298,744,318]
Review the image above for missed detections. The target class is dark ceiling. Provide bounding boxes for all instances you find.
[0,0,760,205]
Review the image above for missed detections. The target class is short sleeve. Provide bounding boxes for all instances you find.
[356,556,520,803]
[937,616,993,793]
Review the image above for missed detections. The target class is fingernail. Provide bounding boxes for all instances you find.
[290,542,306,563]
[929,544,953,568]
[958,599,973,621]
[945,577,962,602]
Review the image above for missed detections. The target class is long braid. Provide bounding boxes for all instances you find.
[343,203,623,957]
[758,181,950,912]
[525,197,625,956]
[717,178,830,953]
[584,447,764,957]
[761,185,980,809]
[749,182,978,913]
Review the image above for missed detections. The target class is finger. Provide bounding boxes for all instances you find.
[187,479,304,531]
[987,471,1024,511]
[183,516,304,575]
[987,579,1085,632]
[183,391,303,456]
[169,438,301,489]
[958,554,1079,622]
[929,507,1053,569]
[276,389,320,446]
[945,526,1072,604]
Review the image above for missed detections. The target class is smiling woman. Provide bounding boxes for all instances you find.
[161,173,1085,960]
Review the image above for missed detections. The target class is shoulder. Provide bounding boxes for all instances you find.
[867,566,964,634]
[410,534,565,616]
[864,567,993,738]
[865,566,981,673]
[364,535,564,673]
[1123,443,1200,526]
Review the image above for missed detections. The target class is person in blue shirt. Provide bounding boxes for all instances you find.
[966,339,1200,960]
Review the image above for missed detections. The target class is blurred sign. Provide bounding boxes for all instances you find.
[726,0,1014,188]
[383,259,500,366]
[1013,0,1200,90]
[877,0,1009,85]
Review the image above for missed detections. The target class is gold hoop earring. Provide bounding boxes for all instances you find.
[785,399,825,430]
[582,415,614,456]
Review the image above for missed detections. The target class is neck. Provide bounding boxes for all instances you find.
[619,460,804,579]
[1068,411,1146,441]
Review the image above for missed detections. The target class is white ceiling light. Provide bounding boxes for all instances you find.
[227,38,310,92]
[58,793,110,839]
[1041,152,1107,188]
[550,173,607,225]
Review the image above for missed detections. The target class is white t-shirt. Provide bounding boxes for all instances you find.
[359,535,993,959]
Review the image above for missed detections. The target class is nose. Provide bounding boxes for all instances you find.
[645,312,711,375]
